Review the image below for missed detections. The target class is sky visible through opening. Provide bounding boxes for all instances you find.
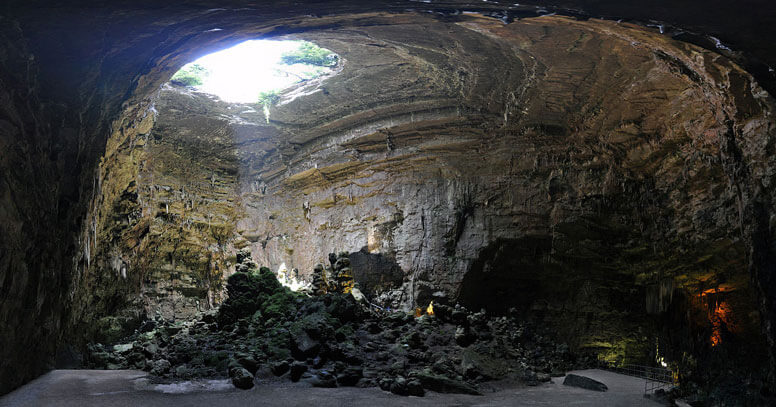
[172,40,334,103]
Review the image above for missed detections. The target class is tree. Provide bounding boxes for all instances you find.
[258,90,280,107]
[258,90,280,123]
[280,42,337,67]
[171,63,209,87]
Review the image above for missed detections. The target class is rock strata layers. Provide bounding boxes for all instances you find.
[87,13,775,385]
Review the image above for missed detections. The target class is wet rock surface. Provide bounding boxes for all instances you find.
[85,252,578,396]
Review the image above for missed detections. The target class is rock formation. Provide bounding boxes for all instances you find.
[85,250,573,397]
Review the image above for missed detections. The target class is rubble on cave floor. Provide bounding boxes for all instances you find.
[86,250,582,396]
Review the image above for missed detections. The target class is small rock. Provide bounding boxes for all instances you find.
[312,356,325,368]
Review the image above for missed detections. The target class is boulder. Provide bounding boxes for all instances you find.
[138,319,156,333]
[291,330,320,359]
[113,343,133,354]
[454,326,475,347]
[230,367,255,389]
[337,366,363,386]
[407,380,425,397]
[460,347,509,380]
[563,374,608,392]
[289,362,308,382]
[237,355,259,374]
[307,370,337,388]
[390,377,409,396]
[161,325,183,336]
[150,359,171,375]
[142,343,159,357]
[379,378,393,391]
[271,360,290,376]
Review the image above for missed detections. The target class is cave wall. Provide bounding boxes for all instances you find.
[94,12,776,368]
[1,0,776,395]
[0,18,76,394]
[236,15,776,365]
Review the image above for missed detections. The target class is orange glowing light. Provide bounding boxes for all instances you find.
[699,286,734,298]
[709,301,733,347]
[426,301,435,316]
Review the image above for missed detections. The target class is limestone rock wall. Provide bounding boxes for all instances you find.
[104,14,776,368]
[233,16,776,365]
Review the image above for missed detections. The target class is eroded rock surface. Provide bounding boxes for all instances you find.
[90,11,775,374]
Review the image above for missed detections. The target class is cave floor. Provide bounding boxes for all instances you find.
[0,369,662,406]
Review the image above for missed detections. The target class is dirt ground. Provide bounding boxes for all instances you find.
[0,369,661,407]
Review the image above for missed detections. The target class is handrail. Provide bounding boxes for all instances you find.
[596,360,675,394]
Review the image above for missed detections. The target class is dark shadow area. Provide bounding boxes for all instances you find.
[348,247,404,297]
[457,236,553,315]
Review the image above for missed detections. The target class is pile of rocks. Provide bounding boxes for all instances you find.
[309,252,355,295]
[87,251,579,396]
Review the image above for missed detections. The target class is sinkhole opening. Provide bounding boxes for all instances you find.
[169,39,339,117]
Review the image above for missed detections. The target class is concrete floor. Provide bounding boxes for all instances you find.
[0,369,662,406]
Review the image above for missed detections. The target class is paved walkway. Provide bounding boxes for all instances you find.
[0,369,661,406]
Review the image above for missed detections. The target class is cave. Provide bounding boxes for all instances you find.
[1,1,775,405]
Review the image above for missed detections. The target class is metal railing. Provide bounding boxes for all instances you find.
[597,360,675,394]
